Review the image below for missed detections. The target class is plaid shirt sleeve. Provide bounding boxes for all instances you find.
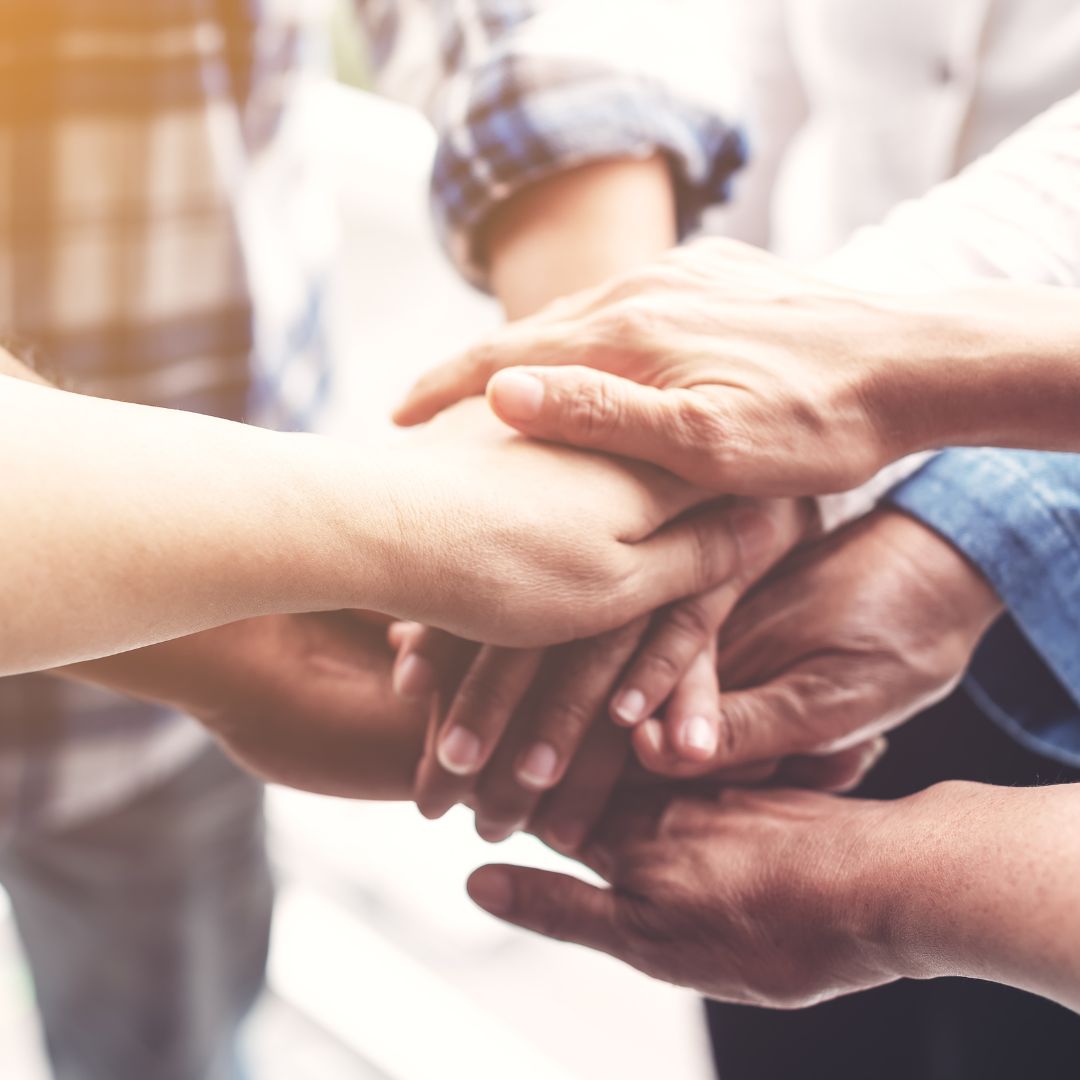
[356,0,746,287]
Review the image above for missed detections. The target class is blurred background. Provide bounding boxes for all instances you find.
[0,5,714,1078]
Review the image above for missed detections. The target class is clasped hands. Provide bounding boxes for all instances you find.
[385,237,1008,1008]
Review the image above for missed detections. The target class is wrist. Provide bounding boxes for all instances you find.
[485,157,677,319]
[267,432,397,615]
[870,285,1080,456]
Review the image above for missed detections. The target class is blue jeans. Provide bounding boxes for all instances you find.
[0,744,273,1080]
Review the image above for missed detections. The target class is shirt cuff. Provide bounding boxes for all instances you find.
[431,58,745,288]
[889,448,1080,761]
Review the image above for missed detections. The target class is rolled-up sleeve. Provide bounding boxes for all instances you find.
[890,450,1080,765]
[358,0,745,287]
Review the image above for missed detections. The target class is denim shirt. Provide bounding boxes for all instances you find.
[890,448,1080,766]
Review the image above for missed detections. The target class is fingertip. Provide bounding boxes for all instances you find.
[393,653,436,700]
[515,741,561,792]
[436,726,484,776]
[611,687,647,727]
[631,719,667,769]
[675,715,719,762]
[487,369,544,423]
[468,866,514,917]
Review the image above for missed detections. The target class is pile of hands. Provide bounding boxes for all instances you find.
[121,238,1014,1009]
[374,238,1007,1008]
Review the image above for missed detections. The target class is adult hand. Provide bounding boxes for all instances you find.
[363,398,754,648]
[395,238,986,496]
[395,496,814,782]
[630,508,1003,778]
[471,781,1080,1012]
[466,785,916,1007]
[65,612,426,799]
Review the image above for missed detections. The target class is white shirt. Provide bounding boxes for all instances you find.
[714,0,1080,270]
[700,0,1080,526]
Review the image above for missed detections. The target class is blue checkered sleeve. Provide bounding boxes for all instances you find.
[358,0,745,287]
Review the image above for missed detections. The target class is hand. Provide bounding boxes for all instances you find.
[468,786,908,1007]
[470,781,1080,1013]
[631,509,1003,778]
[394,238,977,496]
[396,494,813,763]
[364,397,754,648]
[67,612,426,799]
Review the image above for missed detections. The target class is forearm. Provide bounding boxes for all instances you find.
[486,156,678,319]
[0,376,392,673]
[869,284,1080,459]
[866,781,1080,1010]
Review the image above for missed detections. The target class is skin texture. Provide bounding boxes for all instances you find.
[467,781,1080,1013]
[395,238,1080,495]
[395,160,817,843]
[633,509,1004,777]
[401,496,814,845]
[0,368,740,671]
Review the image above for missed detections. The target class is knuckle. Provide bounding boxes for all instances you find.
[453,674,522,726]
[661,599,715,648]
[637,648,684,687]
[673,394,731,466]
[564,377,622,440]
[538,697,595,745]
[598,298,658,342]
[715,700,749,758]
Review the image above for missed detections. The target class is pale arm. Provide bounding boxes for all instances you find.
[0,370,387,673]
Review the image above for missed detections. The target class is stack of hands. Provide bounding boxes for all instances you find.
[74,235,1075,1014]
[366,237,1078,1010]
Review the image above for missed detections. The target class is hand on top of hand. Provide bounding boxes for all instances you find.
[630,508,1003,781]
[373,397,760,649]
[394,238,955,498]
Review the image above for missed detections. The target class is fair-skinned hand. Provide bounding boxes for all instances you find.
[469,781,1080,1013]
[630,508,1003,778]
[393,497,815,795]
[370,398,756,648]
[394,238,1042,497]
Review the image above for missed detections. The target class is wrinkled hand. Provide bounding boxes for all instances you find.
[469,785,911,1007]
[631,508,1003,778]
[374,398,746,648]
[395,239,957,497]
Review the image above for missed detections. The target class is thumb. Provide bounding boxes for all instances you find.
[488,367,713,487]
[638,672,830,774]
[468,865,622,957]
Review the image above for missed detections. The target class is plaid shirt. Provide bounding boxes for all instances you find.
[0,0,741,832]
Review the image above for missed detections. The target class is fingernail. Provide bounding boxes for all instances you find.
[731,506,777,572]
[490,370,544,421]
[613,688,647,726]
[517,742,560,790]
[470,869,513,916]
[393,654,435,700]
[438,727,483,775]
[681,715,718,759]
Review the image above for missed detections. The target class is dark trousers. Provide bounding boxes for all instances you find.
[706,690,1080,1080]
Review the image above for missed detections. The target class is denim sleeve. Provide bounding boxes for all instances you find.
[889,448,1080,765]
